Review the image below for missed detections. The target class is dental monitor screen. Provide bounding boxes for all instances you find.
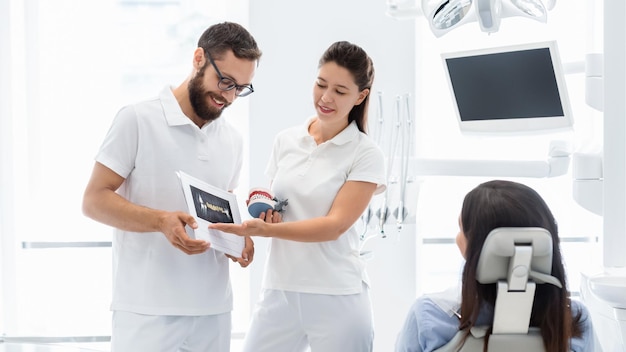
[442,41,573,134]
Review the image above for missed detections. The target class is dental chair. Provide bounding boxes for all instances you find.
[434,227,564,352]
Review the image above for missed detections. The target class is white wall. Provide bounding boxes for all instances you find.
[602,0,626,269]
[248,1,418,350]
[0,0,14,335]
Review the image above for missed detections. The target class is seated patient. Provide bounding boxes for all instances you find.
[395,180,595,352]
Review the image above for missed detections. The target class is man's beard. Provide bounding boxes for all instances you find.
[188,68,230,122]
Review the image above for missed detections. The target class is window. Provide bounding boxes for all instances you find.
[1,0,251,340]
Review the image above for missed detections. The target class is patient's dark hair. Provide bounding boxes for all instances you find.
[458,180,583,352]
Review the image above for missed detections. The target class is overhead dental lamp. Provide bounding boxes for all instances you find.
[387,0,557,37]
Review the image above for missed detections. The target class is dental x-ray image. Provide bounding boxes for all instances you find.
[191,185,234,224]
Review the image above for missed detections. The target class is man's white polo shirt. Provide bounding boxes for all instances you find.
[95,86,243,315]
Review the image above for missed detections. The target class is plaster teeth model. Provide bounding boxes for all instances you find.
[247,188,288,218]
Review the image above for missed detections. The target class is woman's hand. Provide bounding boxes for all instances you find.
[209,209,282,237]
[262,208,282,224]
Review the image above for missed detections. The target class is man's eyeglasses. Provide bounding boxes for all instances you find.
[207,54,254,97]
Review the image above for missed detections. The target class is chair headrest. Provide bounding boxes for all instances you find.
[476,227,561,287]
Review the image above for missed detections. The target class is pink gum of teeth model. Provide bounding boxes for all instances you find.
[247,187,276,218]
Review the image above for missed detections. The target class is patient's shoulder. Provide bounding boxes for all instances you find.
[402,296,462,352]
[421,287,461,315]
[571,299,586,311]
[416,296,462,336]
[570,299,590,320]
[415,296,451,316]
[570,299,596,352]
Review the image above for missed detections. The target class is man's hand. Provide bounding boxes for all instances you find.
[160,211,210,254]
[226,236,255,268]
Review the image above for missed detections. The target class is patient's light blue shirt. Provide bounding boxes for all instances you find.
[395,291,595,352]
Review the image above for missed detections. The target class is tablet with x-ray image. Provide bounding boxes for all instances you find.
[177,170,244,258]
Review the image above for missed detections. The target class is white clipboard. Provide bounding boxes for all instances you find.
[177,171,245,258]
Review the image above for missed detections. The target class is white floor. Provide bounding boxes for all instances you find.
[0,339,245,352]
[0,343,104,352]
